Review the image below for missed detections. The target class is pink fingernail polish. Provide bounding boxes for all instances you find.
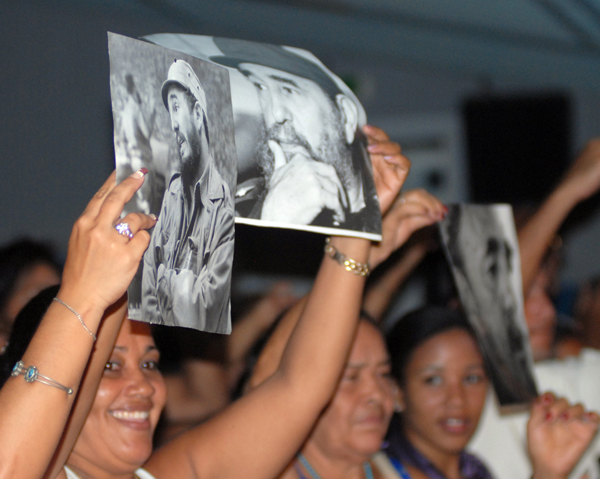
[368,145,377,152]
[131,168,148,179]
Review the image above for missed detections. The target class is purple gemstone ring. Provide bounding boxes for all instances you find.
[115,222,134,239]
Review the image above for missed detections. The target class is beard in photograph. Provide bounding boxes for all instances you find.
[253,109,355,195]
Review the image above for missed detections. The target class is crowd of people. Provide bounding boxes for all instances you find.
[1,125,600,479]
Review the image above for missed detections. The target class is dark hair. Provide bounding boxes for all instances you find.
[443,205,465,272]
[386,306,475,385]
[0,239,61,333]
[0,284,59,387]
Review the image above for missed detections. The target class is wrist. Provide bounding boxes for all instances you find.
[327,236,370,262]
[54,285,107,331]
[325,237,370,276]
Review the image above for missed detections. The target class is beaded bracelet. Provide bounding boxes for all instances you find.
[12,361,73,395]
[324,237,370,277]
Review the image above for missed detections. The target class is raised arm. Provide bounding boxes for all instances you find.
[0,170,156,479]
[519,139,600,293]
[227,281,299,386]
[249,190,444,388]
[145,125,410,479]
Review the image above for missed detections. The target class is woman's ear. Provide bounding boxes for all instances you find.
[335,94,358,144]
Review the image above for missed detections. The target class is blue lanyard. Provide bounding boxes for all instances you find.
[389,457,412,479]
[296,453,374,479]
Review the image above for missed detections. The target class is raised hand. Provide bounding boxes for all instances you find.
[58,169,157,316]
[364,125,410,215]
[528,393,599,479]
[369,188,445,268]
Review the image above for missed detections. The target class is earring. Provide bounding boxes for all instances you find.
[394,401,404,413]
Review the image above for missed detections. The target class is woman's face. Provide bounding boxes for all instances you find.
[308,321,395,462]
[399,328,487,464]
[524,269,557,361]
[68,319,167,475]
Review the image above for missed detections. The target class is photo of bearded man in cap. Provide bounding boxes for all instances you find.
[141,58,235,333]
[210,38,380,234]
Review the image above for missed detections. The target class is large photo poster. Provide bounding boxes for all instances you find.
[109,33,237,334]
[439,204,538,406]
[144,34,382,241]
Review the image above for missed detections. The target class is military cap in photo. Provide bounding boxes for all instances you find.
[161,59,207,114]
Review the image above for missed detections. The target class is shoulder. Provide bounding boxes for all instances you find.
[534,349,600,407]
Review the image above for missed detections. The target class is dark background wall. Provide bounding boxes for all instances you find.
[2,0,600,283]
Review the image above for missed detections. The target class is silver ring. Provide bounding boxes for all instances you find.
[115,222,134,239]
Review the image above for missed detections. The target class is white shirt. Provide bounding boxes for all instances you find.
[468,348,600,479]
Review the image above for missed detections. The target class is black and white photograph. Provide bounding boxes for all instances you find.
[144,34,382,241]
[109,33,237,334]
[439,204,538,406]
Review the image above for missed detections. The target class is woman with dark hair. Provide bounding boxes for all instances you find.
[385,306,597,479]
[0,239,61,351]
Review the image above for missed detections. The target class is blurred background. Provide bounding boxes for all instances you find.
[2,0,600,296]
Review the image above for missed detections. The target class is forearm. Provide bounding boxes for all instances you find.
[228,296,293,367]
[164,361,229,424]
[0,288,107,479]
[277,236,369,402]
[45,299,127,478]
[519,185,577,293]
[247,297,306,390]
[363,244,427,321]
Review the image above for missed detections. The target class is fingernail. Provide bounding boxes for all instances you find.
[443,205,449,213]
[368,145,378,152]
[384,155,396,161]
[542,394,553,405]
[560,412,570,421]
[149,213,157,221]
[131,168,148,179]
[545,412,553,421]
[584,412,596,422]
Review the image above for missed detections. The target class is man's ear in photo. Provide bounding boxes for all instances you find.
[336,94,358,144]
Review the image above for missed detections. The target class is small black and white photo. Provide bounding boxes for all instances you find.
[144,34,382,241]
[439,204,538,406]
[109,33,237,334]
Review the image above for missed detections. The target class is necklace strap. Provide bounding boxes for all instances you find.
[297,453,374,479]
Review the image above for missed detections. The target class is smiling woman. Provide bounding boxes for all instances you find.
[65,319,167,476]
